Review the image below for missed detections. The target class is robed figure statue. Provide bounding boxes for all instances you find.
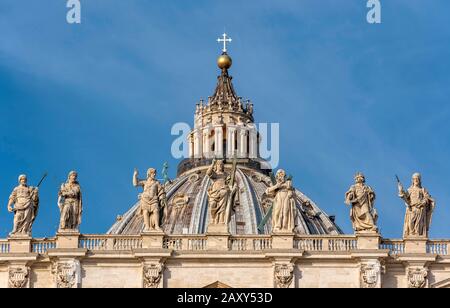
[345,172,378,233]
[398,173,435,238]
[206,159,238,226]
[58,171,83,232]
[7,175,40,236]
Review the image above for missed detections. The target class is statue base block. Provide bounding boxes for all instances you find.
[206,223,229,235]
[272,232,295,250]
[206,224,230,251]
[356,231,380,250]
[8,235,32,253]
[56,232,80,249]
[57,229,80,234]
[141,231,165,249]
[404,237,428,254]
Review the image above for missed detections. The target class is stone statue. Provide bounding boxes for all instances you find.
[206,159,237,225]
[265,169,297,233]
[58,171,83,232]
[162,162,172,185]
[345,172,378,232]
[398,173,435,238]
[7,175,39,237]
[133,168,167,232]
[166,193,190,228]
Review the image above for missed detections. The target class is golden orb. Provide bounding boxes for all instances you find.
[217,54,232,70]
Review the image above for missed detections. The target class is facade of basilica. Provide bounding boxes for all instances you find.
[0,38,449,288]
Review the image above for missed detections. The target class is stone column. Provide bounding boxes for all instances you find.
[203,127,211,159]
[227,126,237,159]
[193,129,202,159]
[239,128,248,158]
[248,124,258,159]
[188,133,194,158]
[214,125,224,158]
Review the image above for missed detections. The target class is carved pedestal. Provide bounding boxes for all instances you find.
[356,231,380,250]
[141,231,165,249]
[56,232,80,249]
[206,223,228,234]
[272,232,294,250]
[404,237,428,254]
[8,235,32,253]
[206,224,230,251]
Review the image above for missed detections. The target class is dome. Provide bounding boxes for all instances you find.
[108,162,341,235]
[108,47,343,236]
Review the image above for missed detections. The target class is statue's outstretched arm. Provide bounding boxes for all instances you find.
[133,169,143,187]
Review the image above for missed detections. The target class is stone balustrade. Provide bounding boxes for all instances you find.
[294,235,358,251]
[79,235,143,251]
[79,235,108,250]
[229,236,272,251]
[0,234,448,256]
[427,240,448,255]
[0,240,10,254]
[163,236,207,251]
[32,238,57,254]
[380,239,406,255]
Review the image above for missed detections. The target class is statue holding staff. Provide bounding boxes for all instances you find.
[133,168,167,232]
[397,173,435,238]
[7,174,42,237]
[206,159,237,226]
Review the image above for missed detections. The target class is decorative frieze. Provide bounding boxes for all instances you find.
[52,260,80,288]
[8,266,30,289]
[360,261,382,288]
[408,267,428,289]
[143,263,164,288]
[274,263,294,288]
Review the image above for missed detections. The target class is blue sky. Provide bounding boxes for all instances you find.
[0,0,449,238]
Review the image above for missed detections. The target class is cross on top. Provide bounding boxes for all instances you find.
[217,33,232,53]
